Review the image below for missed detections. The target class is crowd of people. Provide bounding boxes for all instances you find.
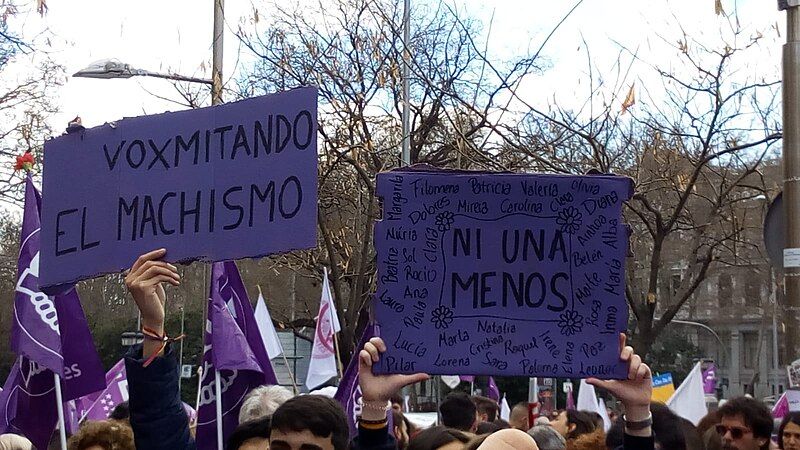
[1,252,798,450]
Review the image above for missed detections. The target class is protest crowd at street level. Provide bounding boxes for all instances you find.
[0,87,792,450]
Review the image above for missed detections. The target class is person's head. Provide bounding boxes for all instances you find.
[533,416,550,427]
[779,412,800,450]
[393,409,411,449]
[476,421,502,435]
[228,417,270,450]
[551,410,594,439]
[681,417,704,450]
[439,392,478,432]
[67,420,135,450]
[408,426,470,450]
[584,411,603,430]
[473,396,499,423]
[108,401,129,422]
[509,403,529,432]
[269,395,348,450]
[527,425,566,450]
[716,397,773,450]
[239,384,294,424]
[0,434,33,450]
[472,429,539,450]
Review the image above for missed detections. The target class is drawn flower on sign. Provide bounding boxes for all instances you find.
[435,211,455,232]
[557,206,583,235]
[430,305,454,329]
[558,310,584,336]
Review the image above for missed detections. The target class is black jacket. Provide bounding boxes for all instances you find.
[350,424,398,450]
[125,344,196,450]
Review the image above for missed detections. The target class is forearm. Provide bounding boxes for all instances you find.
[624,405,652,437]
[141,317,165,360]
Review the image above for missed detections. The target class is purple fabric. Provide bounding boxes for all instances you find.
[334,323,377,438]
[40,87,319,293]
[373,170,632,378]
[566,388,575,410]
[10,176,104,399]
[0,358,59,449]
[702,363,717,394]
[195,262,274,448]
[487,377,500,401]
[83,359,128,421]
[460,376,475,383]
[11,175,62,374]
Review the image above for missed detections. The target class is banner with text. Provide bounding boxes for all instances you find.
[40,87,318,292]
[374,168,632,378]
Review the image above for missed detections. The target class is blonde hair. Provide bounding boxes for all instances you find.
[67,420,134,450]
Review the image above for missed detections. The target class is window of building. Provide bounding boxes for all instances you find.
[745,273,761,307]
[719,274,733,307]
[743,332,759,369]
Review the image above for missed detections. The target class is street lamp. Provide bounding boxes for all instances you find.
[73,58,212,85]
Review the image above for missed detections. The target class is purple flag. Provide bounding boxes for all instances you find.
[566,387,575,410]
[702,363,717,395]
[196,262,275,448]
[0,358,59,449]
[83,360,128,421]
[334,323,377,438]
[487,377,500,402]
[10,175,104,400]
[460,376,475,383]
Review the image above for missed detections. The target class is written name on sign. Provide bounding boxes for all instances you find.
[373,170,633,379]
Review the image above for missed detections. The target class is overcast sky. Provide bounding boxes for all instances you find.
[3,0,786,132]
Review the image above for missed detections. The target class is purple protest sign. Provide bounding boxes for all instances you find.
[373,168,632,379]
[40,87,318,293]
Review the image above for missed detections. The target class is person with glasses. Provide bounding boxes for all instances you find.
[716,397,773,450]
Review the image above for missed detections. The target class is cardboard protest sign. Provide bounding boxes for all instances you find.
[373,168,632,378]
[40,87,318,292]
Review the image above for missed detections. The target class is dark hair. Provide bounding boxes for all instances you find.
[584,411,604,430]
[408,426,470,450]
[606,403,688,450]
[473,395,499,422]
[779,412,800,449]
[271,395,349,450]
[228,417,270,450]
[492,418,511,429]
[476,421,502,435]
[439,392,477,431]
[109,401,130,421]
[718,396,773,443]
[566,410,596,439]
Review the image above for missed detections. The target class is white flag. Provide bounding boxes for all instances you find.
[500,394,511,421]
[576,380,611,430]
[305,269,340,390]
[323,268,341,332]
[254,293,284,359]
[441,375,461,389]
[667,362,708,425]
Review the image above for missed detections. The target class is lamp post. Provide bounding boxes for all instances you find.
[73,59,212,85]
[779,0,800,363]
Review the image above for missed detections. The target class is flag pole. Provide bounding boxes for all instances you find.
[324,268,345,379]
[54,373,68,450]
[257,284,299,394]
[194,365,204,424]
[214,370,224,450]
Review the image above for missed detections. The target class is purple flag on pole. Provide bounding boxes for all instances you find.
[702,363,717,395]
[196,262,275,448]
[10,175,104,399]
[83,360,128,421]
[334,323,377,438]
[460,375,475,383]
[487,377,500,402]
[566,388,575,410]
[0,358,59,449]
